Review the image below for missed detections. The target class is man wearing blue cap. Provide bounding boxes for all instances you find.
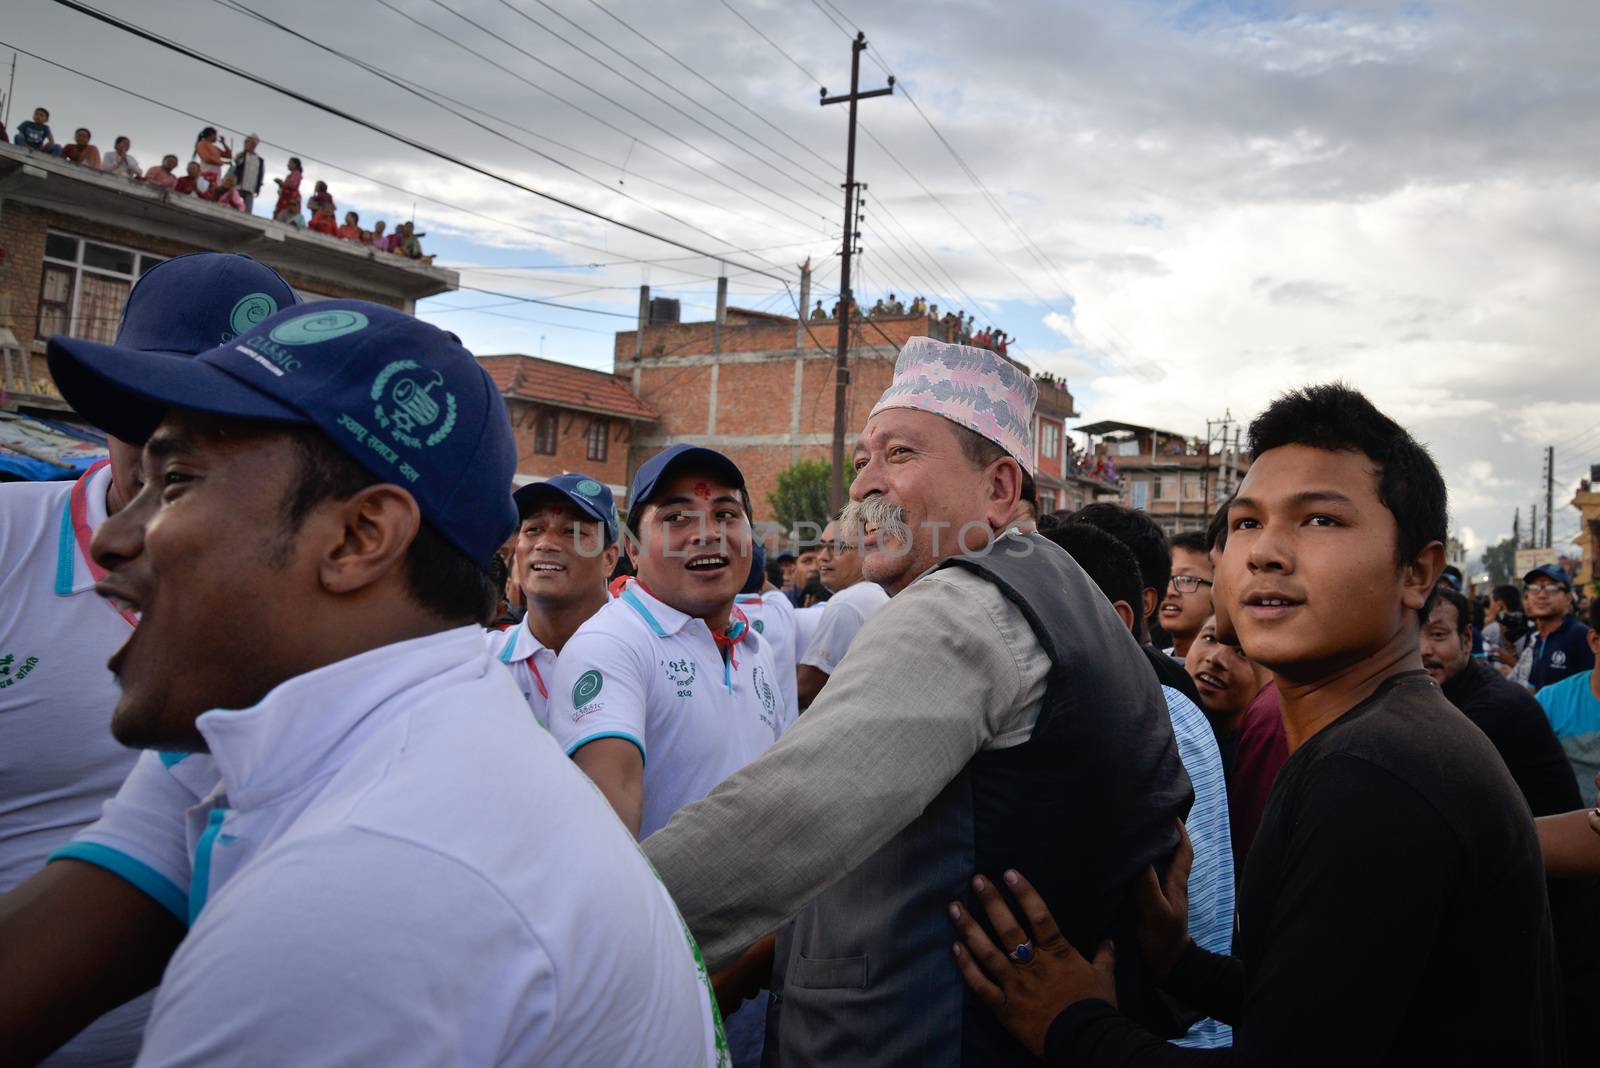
[486,473,620,724]
[3,301,726,1065]
[1517,564,1594,692]
[0,252,297,1066]
[548,443,783,841]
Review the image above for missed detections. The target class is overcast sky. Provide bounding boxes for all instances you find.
[9,0,1598,565]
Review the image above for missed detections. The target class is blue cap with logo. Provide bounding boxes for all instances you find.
[514,473,619,545]
[626,444,747,528]
[1524,563,1571,588]
[47,299,518,566]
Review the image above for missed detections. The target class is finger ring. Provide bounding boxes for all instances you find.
[1008,941,1035,965]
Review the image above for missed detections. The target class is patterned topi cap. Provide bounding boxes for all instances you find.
[868,336,1038,475]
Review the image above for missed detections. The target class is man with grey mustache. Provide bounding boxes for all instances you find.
[644,336,1191,1066]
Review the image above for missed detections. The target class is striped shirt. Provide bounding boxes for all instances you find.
[1162,684,1235,1050]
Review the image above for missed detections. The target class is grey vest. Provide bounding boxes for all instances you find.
[772,533,1193,1066]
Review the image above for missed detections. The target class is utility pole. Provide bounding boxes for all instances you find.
[1545,445,1555,550]
[1513,507,1521,550]
[820,33,893,512]
[1532,503,1539,551]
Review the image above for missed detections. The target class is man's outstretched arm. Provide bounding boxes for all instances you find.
[0,859,184,1066]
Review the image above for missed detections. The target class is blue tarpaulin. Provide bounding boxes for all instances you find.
[0,411,108,480]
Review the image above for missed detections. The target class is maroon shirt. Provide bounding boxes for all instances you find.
[1229,680,1287,872]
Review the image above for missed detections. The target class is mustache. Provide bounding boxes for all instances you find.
[839,495,910,542]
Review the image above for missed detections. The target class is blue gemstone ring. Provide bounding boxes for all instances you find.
[1008,941,1035,966]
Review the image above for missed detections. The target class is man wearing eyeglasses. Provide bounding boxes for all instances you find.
[1516,565,1594,692]
[796,515,888,709]
[1158,532,1214,659]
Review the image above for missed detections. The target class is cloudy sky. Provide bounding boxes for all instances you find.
[9,0,1598,565]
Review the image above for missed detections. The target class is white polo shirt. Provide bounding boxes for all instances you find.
[793,602,827,659]
[733,591,801,731]
[799,580,890,675]
[483,618,558,726]
[0,463,152,1066]
[548,580,783,838]
[59,627,726,1067]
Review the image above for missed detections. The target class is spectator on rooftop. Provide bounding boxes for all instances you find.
[306,180,335,219]
[886,292,904,315]
[811,299,827,321]
[12,107,59,154]
[338,211,363,242]
[173,161,207,197]
[140,154,181,189]
[308,203,339,236]
[208,173,247,212]
[194,126,232,187]
[397,220,434,264]
[272,157,304,226]
[99,136,140,180]
[61,128,101,170]
[229,133,266,214]
[367,219,389,248]
[996,330,1010,357]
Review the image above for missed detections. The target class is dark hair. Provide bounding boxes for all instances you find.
[1043,523,1145,637]
[76,127,90,137]
[1492,584,1522,613]
[950,422,1037,510]
[1205,495,1233,553]
[1067,502,1170,604]
[288,156,302,170]
[36,107,49,120]
[1246,383,1446,565]
[1590,597,1600,631]
[115,135,130,147]
[198,126,217,141]
[283,428,497,623]
[1423,584,1471,634]
[1170,531,1207,555]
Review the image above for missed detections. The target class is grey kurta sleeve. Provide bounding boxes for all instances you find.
[642,567,1048,970]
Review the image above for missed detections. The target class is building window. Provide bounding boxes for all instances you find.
[586,418,609,462]
[38,232,165,344]
[1157,474,1178,501]
[1183,474,1203,500]
[1037,490,1056,515]
[1131,479,1149,510]
[534,410,558,455]
[1039,421,1060,461]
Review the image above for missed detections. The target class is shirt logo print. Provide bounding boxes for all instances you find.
[0,653,39,689]
[664,657,696,698]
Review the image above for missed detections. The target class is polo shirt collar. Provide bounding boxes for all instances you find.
[617,578,695,638]
[498,615,551,664]
[195,625,488,810]
[55,461,114,596]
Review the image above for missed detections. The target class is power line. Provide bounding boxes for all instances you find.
[514,0,841,194]
[47,0,792,280]
[416,0,834,228]
[579,0,840,175]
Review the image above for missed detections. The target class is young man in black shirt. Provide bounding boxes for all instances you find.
[948,383,1564,1066]
[1425,583,1600,1053]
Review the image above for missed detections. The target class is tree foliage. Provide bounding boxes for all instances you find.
[767,458,852,538]
[1481,535,1517,588]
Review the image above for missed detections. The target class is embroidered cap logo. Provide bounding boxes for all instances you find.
[227,293,280,338]
[576,479,604,497]
[371,360,458,450]
[269,309,370,346]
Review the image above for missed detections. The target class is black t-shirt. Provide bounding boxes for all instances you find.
[1144,644,1202,708]
[1044,671,1564,1066]
[1442,659,1600,1048]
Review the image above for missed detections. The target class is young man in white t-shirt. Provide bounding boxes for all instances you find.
[548,445,783,840]
[485,473,619,725]
[0,252,299,1067]
[3,301,726,1066]
[734,544,802,732]
[796,516,889,709]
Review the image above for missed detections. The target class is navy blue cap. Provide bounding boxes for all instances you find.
[1524,563,1571,588]
[513,473,619,544]
[626,444,747,527]
[742,542,767,594]
[48,299,517,566]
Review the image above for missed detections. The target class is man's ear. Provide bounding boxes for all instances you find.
[1142,587,1160,626]
[1401,541,1448,615]
[317,485,422,595]
[1112,600,1137,635]
[985,457,1024,529]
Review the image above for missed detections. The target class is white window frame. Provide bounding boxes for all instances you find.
[40,231,165,342]
[1039,420,1060,461]
[1131,479,1149,510]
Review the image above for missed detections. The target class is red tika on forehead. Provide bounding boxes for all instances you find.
[692,481,713,500]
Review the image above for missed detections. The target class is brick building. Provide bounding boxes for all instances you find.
[476,354,659,496]
[0,144,456,410]
[1077,419,1248,536]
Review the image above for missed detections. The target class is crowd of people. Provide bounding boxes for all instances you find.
[7,106,431,262]
[2,250,1600,1068]
[809,292,1015,355]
